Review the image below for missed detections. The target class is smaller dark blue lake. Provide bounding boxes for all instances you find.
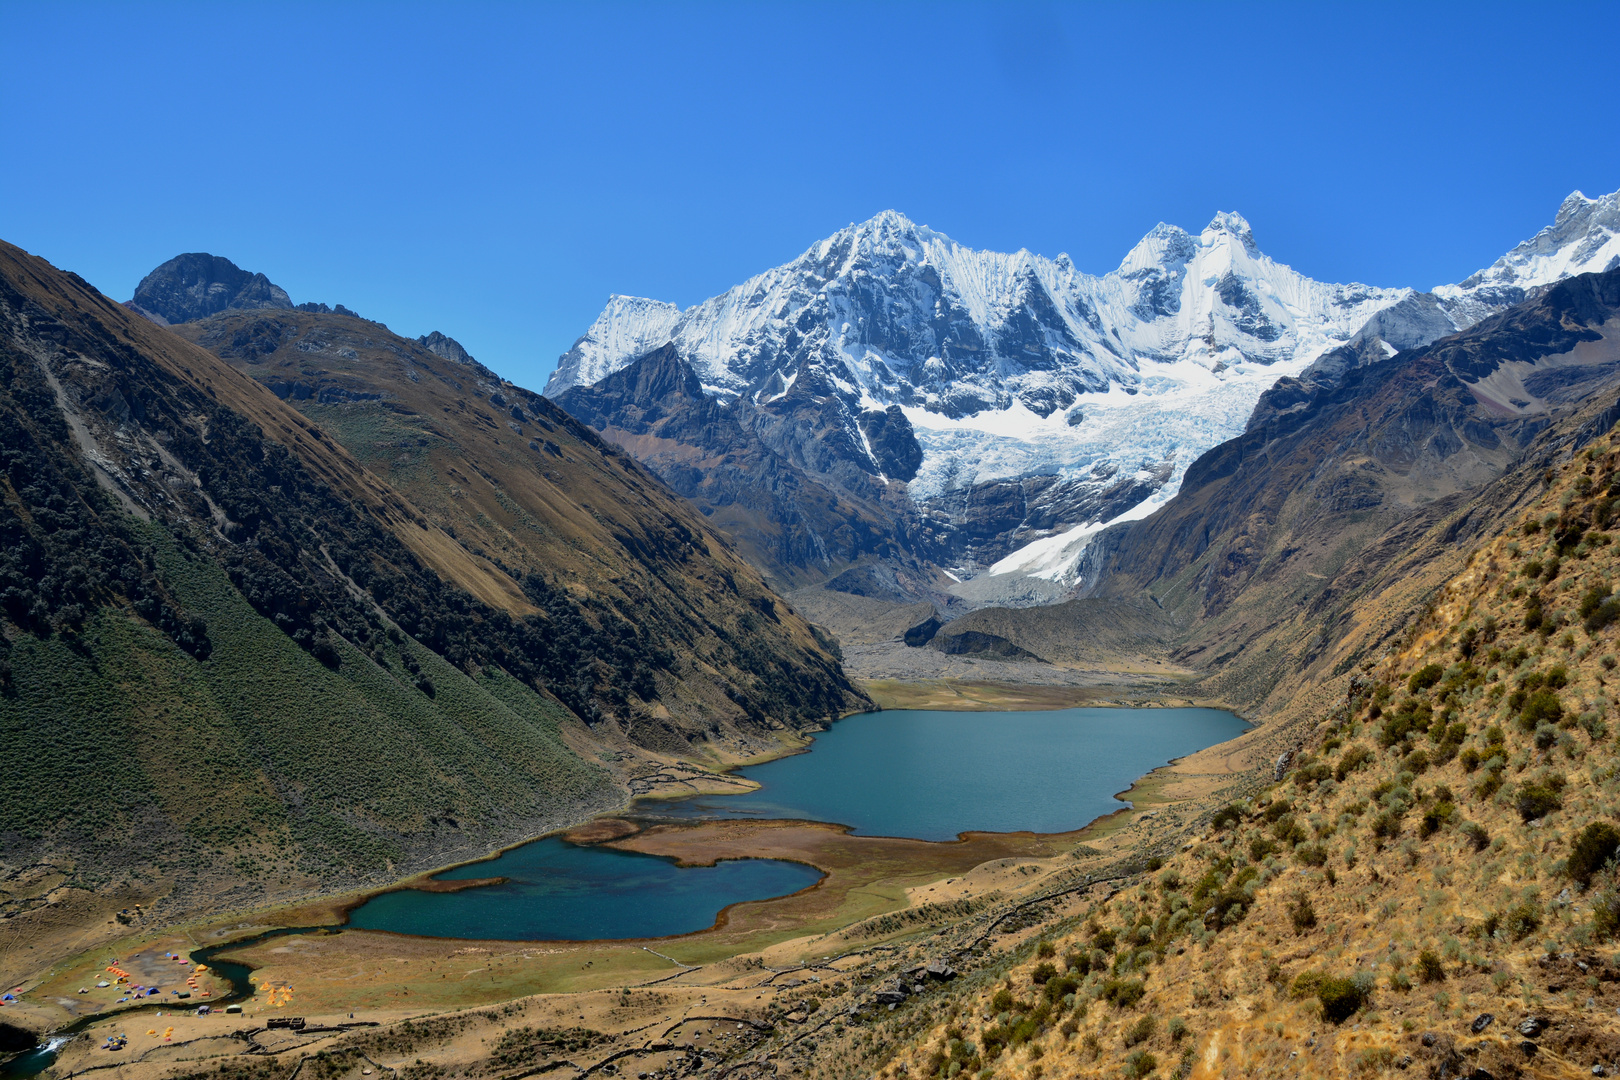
[344,836,821,940]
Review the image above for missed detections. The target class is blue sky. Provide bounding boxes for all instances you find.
[3,1,1618,391]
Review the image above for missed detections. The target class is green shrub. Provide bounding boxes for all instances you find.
[1273,815,1309,846]
[1316,977,1367,1023]
[1418,801,1454,839]
[1379,699,1433,747]
[1584,591,1620,635]
[1408,664,1445,693]
[1415,950,1445,983]
[1122,1015,1156,1047]
[1504,902,1542,942]
[1289,970,1326,999]
[1295,843,1327,867]
[1517,782,1563,822]
[1209,803,1245,830]
[1519,688,1564,731]
[1524,595,1545,632]
[1370,809,1404,839]
[1593,889,1620,940]
[1569,822,1620,888]
[1124,1050,1158,1079]
[1101,978,1146,1009]
[1290,892,1318,932]
[1030,962,1058,986]
[1335,744,1373,781]
[1042,976,1078,1005]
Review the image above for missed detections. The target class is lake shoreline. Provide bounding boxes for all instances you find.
[12,691,1264,1039]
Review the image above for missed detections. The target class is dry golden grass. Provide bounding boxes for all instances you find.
[874,437,1620,1080]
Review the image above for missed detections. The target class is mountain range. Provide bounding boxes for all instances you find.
[9,184,1620,1077]
[550,189,1620,601]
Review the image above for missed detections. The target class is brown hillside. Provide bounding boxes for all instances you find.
[0,241,521,611]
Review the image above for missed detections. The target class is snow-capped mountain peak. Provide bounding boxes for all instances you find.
[550,187,1620,600]
[551,294,682,392]
[1202,211,1259,254]
[1444,189,1620,297]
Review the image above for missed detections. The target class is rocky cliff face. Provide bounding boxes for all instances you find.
[554,345,914,586]
[126,252,293,325]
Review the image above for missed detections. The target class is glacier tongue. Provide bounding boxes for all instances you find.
[549,187,1620,597]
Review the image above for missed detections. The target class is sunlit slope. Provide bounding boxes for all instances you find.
[878,387,1620,1079]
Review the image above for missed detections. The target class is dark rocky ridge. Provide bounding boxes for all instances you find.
[553,345,1165,583]
[127,252,292,325]
[554,345,923,588]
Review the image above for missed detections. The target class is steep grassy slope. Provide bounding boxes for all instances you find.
[864,401,1620,1080]
[0,239,860,943]
[1083,269,1620,696]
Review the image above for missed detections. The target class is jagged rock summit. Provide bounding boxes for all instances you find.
[127,252,292,325]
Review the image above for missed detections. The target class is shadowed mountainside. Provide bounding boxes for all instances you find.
[552,344,913,587]
[167,303,865,737]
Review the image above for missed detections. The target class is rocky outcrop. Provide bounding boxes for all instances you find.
[127,253,292,325]
[418,330,477,366]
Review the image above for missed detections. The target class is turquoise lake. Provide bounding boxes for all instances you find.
[643,706,1249,840]
[340,706,1247,941]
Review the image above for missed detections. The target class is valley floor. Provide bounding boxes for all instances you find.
[2,668,1284,1080]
